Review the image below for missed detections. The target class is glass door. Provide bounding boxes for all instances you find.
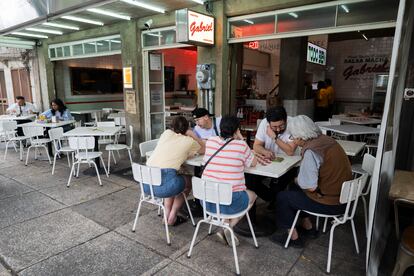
[143,51,165,140]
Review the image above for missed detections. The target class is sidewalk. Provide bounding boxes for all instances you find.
[0,147,366,275]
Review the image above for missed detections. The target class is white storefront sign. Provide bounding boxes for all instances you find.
[307,42,326,65]
[176,9,214,46]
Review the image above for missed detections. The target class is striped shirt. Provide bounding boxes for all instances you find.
[201,137,254,192]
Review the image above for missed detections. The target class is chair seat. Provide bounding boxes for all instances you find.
[206,209,248,219]
[105,144,129,151]
[58,146,74,152]
[32,138,51,144]
[98,139,114,145]
[352,164,366,175]
[76,152,102,160]
[302,209,343,219]
[9,136,28,141]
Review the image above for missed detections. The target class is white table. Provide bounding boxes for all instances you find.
[147,151,301,179]
[18,120,76,128]
[0,114,36,121]
[336,140,366,156]
[63,126,122,137]
[319,124,380,136]
[71,110,102,115]
[337,116,382,125]
[108,113,125,119]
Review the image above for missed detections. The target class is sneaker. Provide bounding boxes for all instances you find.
[269,232,304,249]
[216,230,227,246]
[224,229,240,247]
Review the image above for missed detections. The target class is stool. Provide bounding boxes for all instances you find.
[392,226,414,276]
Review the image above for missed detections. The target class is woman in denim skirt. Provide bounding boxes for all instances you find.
[145,116,204,226]
[201,115,259,246]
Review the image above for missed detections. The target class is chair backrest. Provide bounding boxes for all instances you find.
[68,136,95,151]
[362,153,375,176]
[139,139,159,158]
[23,126,44,138]
[1,120,17,132]
[48,127,64,141]
[132,163,162,199]
[192,176,233,219]
[339,173,368,220]
[97,121,115,127]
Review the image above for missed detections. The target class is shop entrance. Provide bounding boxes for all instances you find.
[143,46,198,140]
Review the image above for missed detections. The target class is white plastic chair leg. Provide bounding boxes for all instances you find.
[107,150,112,174]
[362,196,368,237]
[67,163,76,187]
[208,224,213,235]
[316,216,319,231]
[25,146,31,165]
[187,220,204,257]
[34,147,37,160]
[246,212,259,248]
[66,154,71,167]
[226,225,240,275]
[3,141,9,160]
[323,217,328,233]
[350,219,360,254]
[52,153,57,175]
[92,161,103,186]
[19,141,23,161]
[12,142,17,152]
[132,199,143,232]
[43,145,52,164]
[327,222,339,273]
[161,204,171,245]
[112,151,117,164]
[99,156,109,177]
[285,210,301,248]
[127,149,132,165]
[76,162,80,177]
[183,193,195,226]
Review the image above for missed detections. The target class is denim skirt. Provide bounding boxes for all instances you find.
[143,168,185,198]
[203,190,249,215]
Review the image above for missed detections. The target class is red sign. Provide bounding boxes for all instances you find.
[248,41,259,49]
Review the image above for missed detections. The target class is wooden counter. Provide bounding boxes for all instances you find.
[389,170,414,202]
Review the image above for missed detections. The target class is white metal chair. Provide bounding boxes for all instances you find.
[139,139,159,160]
[2,121,26,161]
[356,154,375,236]
[84,111,101,127]
[114,116,126,135]
[131,163,195,245]
[96,121,116,147]
[187,177,258,276]
[106,125,133,174]
[48,127,75,175]
[67,136,108,187]
[284,173,368,273]
[23,126,52,166]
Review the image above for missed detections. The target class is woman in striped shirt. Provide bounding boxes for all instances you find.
[202,115,258,246]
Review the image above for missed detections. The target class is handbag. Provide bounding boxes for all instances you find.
[200,138,234,175]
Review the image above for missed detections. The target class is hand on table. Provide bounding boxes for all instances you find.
[253,151,272,165]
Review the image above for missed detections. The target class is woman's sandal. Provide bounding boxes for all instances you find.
[172,215,187,226]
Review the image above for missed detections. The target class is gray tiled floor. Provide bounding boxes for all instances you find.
[0,148,366,275]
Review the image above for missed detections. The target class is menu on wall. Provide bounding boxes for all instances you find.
[150,54,161,71]
[125,90,136,114]
[123,67,133,89]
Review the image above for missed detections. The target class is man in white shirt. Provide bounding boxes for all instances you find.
[247,106,298,207]
[192,107,221,141]
[6,96,37,116]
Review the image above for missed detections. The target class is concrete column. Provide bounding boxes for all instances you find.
[279,37,307,100]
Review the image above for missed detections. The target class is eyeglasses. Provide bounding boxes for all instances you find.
[270,123,286,131]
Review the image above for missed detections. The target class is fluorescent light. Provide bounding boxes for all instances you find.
[190,0,205,4]
[243,19,254,24]
[26,27,63,35]
[106,39,121,43]
[12,32,48,39]
[87,42,104,46]
[42,22,80,30]
[340,5,350,13]
[362,34,368,41]
[61,15,104,26]
[288,12,298,18]
[87,8,131,20]
[120,0,165,13]
[145,33,162,37]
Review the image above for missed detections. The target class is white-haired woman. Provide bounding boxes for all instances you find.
[270,115,352,248]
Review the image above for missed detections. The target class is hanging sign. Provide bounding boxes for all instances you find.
[125,90,136,114]
[123,67,133,89]
[176,9,215,46]
[307,42,326,65]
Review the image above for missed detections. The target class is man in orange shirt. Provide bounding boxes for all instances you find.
[315,81,329,121]
[325,79,335,117]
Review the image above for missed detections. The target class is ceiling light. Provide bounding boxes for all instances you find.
[190,0,205,4]
[11,32,48,39]
[43,22,80,30]
[61,15,104,26]
[87,8,131,20]
[243,19,254,24]
[87,42,104,46]
[26,27,63,35]
[106,39,121,43]
[362,34,368,41]
[340,5,350,13]
[120,0,165,13]
[288,12,298,18]
[145,33,162,37]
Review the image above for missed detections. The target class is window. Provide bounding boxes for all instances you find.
[71,67,123,96]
